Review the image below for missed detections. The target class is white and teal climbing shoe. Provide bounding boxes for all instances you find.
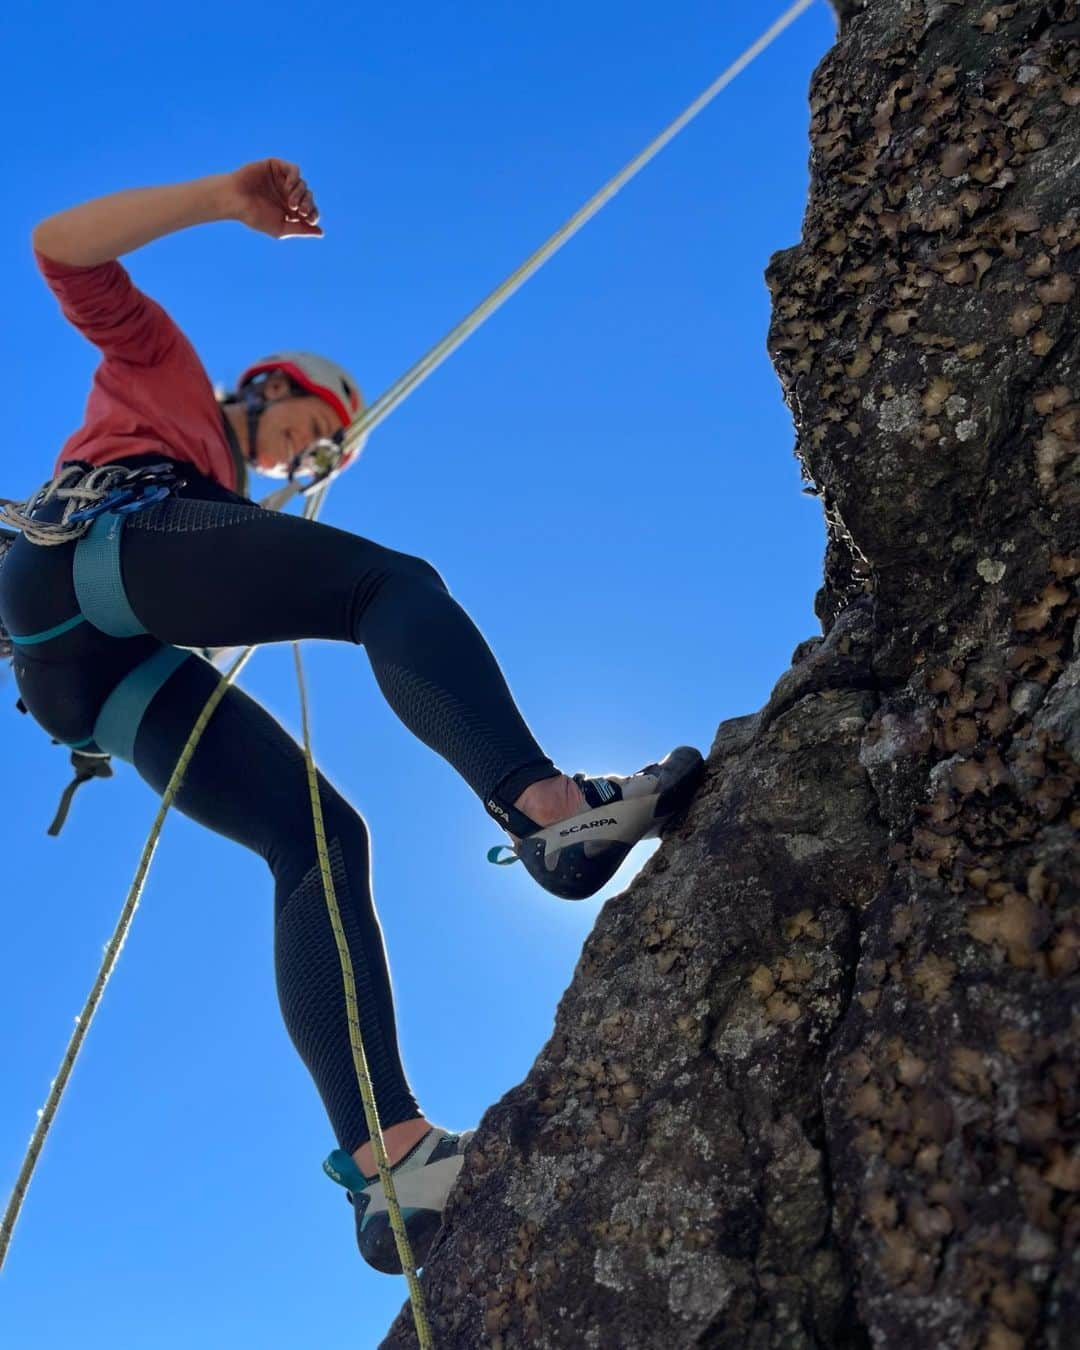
[487,745,705,901]
[324,1127,474,1274]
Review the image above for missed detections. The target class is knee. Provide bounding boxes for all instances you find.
[348,547,450,642]
[398,552,449,594]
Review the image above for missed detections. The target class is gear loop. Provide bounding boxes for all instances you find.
[0,461,185,547]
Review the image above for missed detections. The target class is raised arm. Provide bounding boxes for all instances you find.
[31,160,322,266]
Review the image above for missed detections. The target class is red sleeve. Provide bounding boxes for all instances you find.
[34,248,182,367]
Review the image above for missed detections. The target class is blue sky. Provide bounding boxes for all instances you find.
[1,2,835,1344]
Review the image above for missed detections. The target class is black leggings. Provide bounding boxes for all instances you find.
[0,460,558,1151]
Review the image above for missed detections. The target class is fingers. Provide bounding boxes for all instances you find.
[281,221,325,240]
[270,159,319,226]
[239,158,324,239]
[289,186,317,219]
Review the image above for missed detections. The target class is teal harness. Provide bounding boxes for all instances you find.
[3,468,193,830]
[9,505,190,760]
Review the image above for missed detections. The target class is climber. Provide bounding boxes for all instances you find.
[0,160,704,1274]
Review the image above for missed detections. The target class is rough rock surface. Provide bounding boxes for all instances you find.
[384,2,1078,1345]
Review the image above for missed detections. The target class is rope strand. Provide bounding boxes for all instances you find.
[263,0,817,515]
[0,646,254,1270]
[293,643,433,1347]
[1,9,817,1338]
[0,465,133,546]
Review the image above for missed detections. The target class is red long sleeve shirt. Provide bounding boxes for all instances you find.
[36,249,244,494]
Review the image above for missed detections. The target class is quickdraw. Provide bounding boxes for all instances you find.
[67,465,184,524]
[2,462,186,834]
[0,461,186,547]
[1,9,818,1343]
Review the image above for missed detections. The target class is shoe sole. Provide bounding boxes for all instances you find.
[519,746,705,901]
[644,744,707,836]
[359,1209,442,1274]
[354,1138,472,1274]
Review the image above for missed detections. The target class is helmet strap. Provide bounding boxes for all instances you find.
[241,386,267,464]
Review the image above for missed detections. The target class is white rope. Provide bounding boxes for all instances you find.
[1,0,818,1285]
[264,0,818,514]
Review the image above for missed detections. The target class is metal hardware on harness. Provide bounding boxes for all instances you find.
[0,527,16,660]
[0,462,186,547]
[286,428,347,491]
[48,750,115,837]
[67,466,186,524]
[0,465,186,834]
[3,10,819,1336]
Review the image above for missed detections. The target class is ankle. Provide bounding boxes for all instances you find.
[352,1116,435,1178]
[513,774,586,833]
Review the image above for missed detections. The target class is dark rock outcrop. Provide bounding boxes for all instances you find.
[384,2,1078,1345]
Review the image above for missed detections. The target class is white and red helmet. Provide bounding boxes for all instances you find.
[237,350,367,472]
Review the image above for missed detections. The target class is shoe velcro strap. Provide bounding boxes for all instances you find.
[483,794,539,838]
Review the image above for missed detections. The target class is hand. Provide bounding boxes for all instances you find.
[228,159,323,239]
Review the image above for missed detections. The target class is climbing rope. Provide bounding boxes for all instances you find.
[293,642,434,1347]
[1,3,817,1339]
[0,463,178,547]
[0,645,254,1272]
[263,0,818,515]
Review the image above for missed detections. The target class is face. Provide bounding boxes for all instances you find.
[252,370,346,474]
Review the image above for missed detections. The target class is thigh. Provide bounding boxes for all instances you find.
[119,495,443,650]
[0,528,162,748]
[130,649,359,894]
[0,521,357,892]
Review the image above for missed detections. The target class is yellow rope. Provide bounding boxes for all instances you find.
[1,0,816,1314]
[0,627,435,1338]
[292,644,433,1347]
[0,645,254,1270]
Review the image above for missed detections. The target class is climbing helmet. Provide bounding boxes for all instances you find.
[236,351,368,474]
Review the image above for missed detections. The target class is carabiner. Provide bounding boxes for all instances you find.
[113,483,174,514]
[68,465,186,525]
[68,487,138,524]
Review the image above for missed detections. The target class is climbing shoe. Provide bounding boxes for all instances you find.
[487,745,705,901]
[324,1127,474,1274]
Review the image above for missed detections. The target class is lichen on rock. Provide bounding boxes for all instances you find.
[383,3,1078,1345]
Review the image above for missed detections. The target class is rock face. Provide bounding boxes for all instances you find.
[384,3,1078,1346]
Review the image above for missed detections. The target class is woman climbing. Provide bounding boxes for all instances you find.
[0,159,704,1274]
